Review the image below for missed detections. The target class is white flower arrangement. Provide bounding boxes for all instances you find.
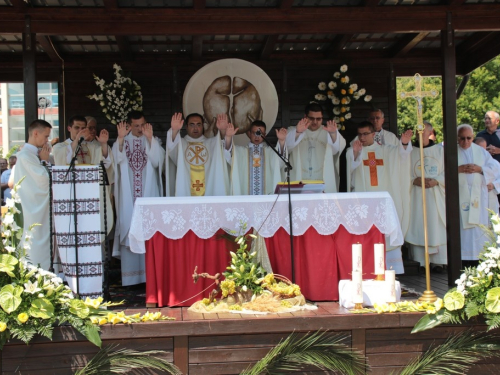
[88,64,143,125]
[314,64,372,130]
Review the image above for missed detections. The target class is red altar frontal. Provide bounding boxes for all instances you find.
[129,193,403,307]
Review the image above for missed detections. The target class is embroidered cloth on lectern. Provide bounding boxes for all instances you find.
[125,138,148,201]
[52,165,104,298]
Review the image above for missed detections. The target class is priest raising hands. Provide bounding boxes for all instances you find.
[112,110,165,286]
[166,112,229,196]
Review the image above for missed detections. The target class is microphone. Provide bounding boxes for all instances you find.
[255,130,262,136]
[78,136,85,144]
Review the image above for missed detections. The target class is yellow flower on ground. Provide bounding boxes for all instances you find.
[0,322,7,332]
[84,297,103,309]
[90,317,99,324]
[18,313,29,323]
[98,318,108,325]
[110,315,122,325]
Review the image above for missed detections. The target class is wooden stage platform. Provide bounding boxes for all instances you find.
[1,301,497,374]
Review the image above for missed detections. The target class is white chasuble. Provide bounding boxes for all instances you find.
[166,130,229,196]
[228,143,284,196]
[13,145,51,270]
[346,142,412,273]
[406,144,447,267]
[285,127,346,193]
[458,144,497,260]
[112,134,164,285]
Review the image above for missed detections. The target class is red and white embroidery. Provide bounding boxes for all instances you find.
[126,138,148,201]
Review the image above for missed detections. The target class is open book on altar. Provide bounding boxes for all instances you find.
[274,180,325,194]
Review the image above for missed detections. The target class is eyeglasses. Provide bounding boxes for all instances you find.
[307,116,323,122]
[459,136,473,141]
[369,116,383,120]
[357,132,373,137]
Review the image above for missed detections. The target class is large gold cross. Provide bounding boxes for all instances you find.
[399,73,438,131]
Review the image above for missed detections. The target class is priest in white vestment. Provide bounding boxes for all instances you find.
[52,115,114,235]
[457,124,498,263]
[166,112,229,196]
[346,121,413,274]
[112,111,165,286]
[474,137,500,216]
[223,117,287,195]
[406,122,447,268]
[351,109,400,147]
[12,120,53,270]
[285,103,346,193]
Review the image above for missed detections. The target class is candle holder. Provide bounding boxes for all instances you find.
[353,303,363,310]
[374,274,385,281]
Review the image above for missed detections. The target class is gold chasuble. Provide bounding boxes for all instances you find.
[185,142,208,196]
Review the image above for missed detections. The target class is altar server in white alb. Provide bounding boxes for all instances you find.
[13,119,52,270]
[166,112,229,196]
[223,116,287,195]
[112,110,164,285]
[285,102,346,192]
[457,124,499,264]
[346,121,413,273]
[406,121,447,269]
[52,115,114,236]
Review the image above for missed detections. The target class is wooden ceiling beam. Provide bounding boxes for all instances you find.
[0,6,500,35]
[458,32,500,74]
[324,34,353,58]
[193,0,205,9]
[279,0,294,9]
[115,35,133,61]
[11,0,27,9]
[456,31,495,56]
[363,0,380,6]
[260,35,279,60]
[389,31,429,57]
[192,35,203,59]
[36,35,62,62]
[103,0,118,10]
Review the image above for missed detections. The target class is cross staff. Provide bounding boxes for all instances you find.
[400,73,439,303]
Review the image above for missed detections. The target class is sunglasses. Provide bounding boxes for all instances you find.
[459,136,473,141]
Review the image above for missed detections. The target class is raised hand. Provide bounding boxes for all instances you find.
[296,117,310,134]
[143,123,154,141]
[400,129,413,145]
[352,139,362,160]
[39,143,51,162]
[276,128,288,141]
[325,120,338,134]
[225,122,238,138]
[216,113,230,131]
[171,112,184,131]
[117,121,129,139]
[77,127,90,142]
[96,129,109,145]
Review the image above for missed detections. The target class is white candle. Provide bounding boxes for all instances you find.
[385,270,396,302]
[352,244,362,273]
[374,243,385,275]
[352,271,363,304]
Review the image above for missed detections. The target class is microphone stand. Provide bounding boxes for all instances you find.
[64,138,84,298]
[257,131,296,283]
[42,161,55,273]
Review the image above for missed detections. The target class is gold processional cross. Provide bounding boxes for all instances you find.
[399,73,439,303]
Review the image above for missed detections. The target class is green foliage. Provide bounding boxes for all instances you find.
[74,344,182,375]
[397,55,500,141]
[241,330,368,375]
[395,329,500,375]
[223,225,267,295]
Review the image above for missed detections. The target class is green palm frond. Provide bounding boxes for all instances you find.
[395,329,500,375]
[241,330,368,375]
[74,344,182,375]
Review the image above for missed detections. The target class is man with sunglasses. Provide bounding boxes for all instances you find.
[346,121,413,274]
[285,102,346,193]
[476,111,500,163]
[457,124,498,266]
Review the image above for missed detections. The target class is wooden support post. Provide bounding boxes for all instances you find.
[173,336,189,374]
[23,16,37,141]
[441,12,461,286]
[351,329,366,374]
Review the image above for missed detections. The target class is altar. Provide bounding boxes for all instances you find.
[129,192,403,307]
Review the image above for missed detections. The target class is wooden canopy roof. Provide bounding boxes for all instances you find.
[1,0,500,76]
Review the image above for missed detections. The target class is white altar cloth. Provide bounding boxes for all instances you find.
[338,279,402,309]
[129,192,403,254]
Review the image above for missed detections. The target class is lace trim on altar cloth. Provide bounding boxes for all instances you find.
[129,192,403,254]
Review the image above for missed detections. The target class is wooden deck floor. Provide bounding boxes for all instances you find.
[398,268,452,299]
